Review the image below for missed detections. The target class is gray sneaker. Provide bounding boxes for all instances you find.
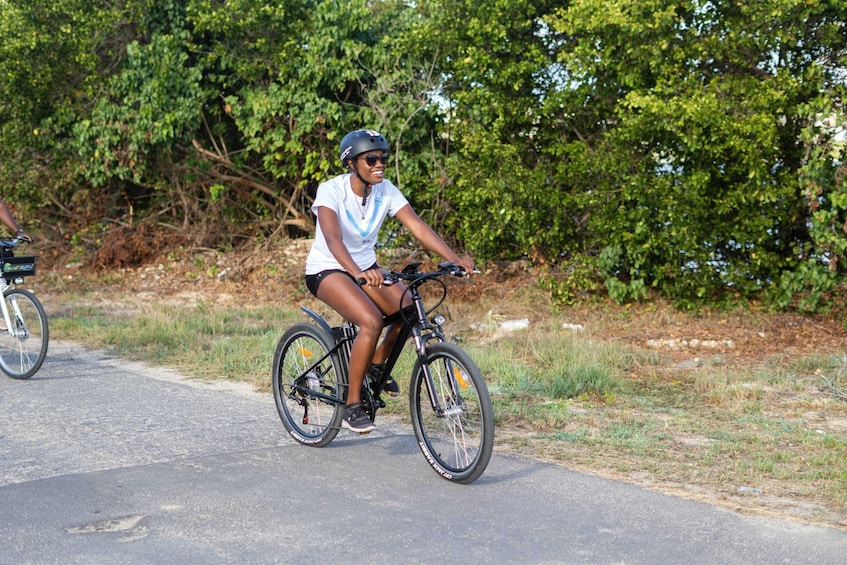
[342,403,375,433]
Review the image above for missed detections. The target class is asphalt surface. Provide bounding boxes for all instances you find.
[1,341,845,564]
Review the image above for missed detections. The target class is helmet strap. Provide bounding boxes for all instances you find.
[350,164,373,206]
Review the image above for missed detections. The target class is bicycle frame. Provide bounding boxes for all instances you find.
[0,238,49,380]
[273,261,494,483]
[0,240,36,338]
[295,267,462,416]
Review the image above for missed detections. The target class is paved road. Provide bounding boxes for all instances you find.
[1,342,845,564]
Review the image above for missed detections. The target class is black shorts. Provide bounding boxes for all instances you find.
[304,263,379,297]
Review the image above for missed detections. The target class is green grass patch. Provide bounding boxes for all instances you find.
[469,323,638,401]
[51,302,301,389]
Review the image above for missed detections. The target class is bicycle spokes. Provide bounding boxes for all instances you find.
[272,323,345,447]
[410,343,493,484]
[273,264,493,483]
[13,315,29,340]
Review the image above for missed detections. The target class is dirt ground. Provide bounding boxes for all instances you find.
[41,235,847,366]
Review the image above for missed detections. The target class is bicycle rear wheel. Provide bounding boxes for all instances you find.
[410,342,494,484]
[272,322,345,447]
[0,288,48,379]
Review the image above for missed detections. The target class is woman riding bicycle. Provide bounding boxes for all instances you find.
[304,129,474,433]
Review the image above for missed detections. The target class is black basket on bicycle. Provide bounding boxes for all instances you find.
[0,255,37,279]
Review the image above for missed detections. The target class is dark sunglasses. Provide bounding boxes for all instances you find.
[359,153,389,167]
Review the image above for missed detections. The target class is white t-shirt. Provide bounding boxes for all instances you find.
[305,174,409,275]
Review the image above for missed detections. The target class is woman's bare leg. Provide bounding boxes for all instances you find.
[359,278,411,365]
[315,271,410,402]
[315,274,384,405]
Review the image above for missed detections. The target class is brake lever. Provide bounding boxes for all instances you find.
[382,273,399,286]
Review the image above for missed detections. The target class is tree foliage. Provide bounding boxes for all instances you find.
[545,0,846,308]
[0,0,845,312]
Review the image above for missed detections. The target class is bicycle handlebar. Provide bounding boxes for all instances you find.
[0,236,30,248]
[356,262,478,287]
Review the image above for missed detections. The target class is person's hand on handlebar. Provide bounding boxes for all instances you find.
[15,230,33,244]
[356,267,388,288]
[455,257,476,277]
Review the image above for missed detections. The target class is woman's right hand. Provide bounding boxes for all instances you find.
[356,267,386,288]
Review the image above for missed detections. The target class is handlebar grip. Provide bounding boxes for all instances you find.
[452,266,480,277]
[357,277,397,287]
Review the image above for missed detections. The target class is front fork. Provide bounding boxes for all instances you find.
[413,317,460,416]
[0,281,16,337]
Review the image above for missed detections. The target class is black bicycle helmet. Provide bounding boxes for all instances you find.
[339,129,389,167]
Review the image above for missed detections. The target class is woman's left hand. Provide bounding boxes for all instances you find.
[456,257,476,276]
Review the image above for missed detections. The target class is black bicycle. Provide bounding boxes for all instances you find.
[272,261,494,484]
[0,237,48,379]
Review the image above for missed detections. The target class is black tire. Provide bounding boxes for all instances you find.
[410,342,494,483]
[272,323,345,447]
[0,288,48,379]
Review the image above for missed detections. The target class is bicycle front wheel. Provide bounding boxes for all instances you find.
[272,322,345,447]
[0,288,49,379]
[410,342,494,484]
